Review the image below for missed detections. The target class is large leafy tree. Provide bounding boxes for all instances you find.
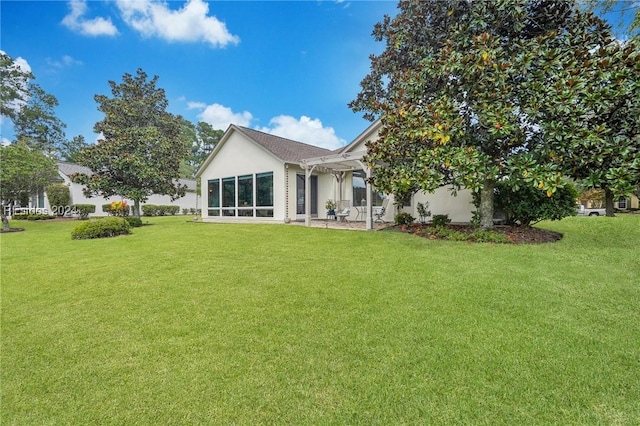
[528,31,640,216]
[178,119,223,178]
[73,69,188,217]
[0,142,57,230]
[350,0,620,228]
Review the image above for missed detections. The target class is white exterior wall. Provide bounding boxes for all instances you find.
[44,173,197,217]
[408,187,474,223]
[199,131,285,222]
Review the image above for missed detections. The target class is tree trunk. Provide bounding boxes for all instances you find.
[604,187,615,217]
[479,179,495,230]
[134,200,141,218]
[1,212,9,231]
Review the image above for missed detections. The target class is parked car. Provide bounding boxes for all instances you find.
[577,205,606,216]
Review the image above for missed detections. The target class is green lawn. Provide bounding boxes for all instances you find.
[2,215,639,424]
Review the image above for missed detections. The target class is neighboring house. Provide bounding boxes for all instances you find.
[615,194,639,210]
[24,162,198,217]
[195,121,474,229]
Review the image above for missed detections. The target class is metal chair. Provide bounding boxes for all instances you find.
[373,197,389,223]
[335,200,351,223]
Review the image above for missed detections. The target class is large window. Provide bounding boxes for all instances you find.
[618,196,628,210]
[352,170,384,207]
[207,179,220,216]
[207,172,274,218]
[222,177,236,216]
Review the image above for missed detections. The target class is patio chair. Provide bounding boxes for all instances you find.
[335,200,351,223]
[373,197,389,223]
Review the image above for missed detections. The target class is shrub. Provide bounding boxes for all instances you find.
[142,204,158,216]
[73,204,96,220]
[494,180,578,226]
[102,204,112,214]
[432,214,451,227]
[417,202,431,223]
[126,217,143,227]
[394,212,415,226]
[182,208,189,215]
[12,213,55,220]
[167,205,180,215]
[71,217,131,240]
[46,184,71,216]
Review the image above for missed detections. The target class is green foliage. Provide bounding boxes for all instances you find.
[432,214,451,227]
[494,180,578,226]
[179,119,223,177]
[416,201,431,223]
[141,204,179,216]
[71,217,131,240]
[72,69,188,216]
[59,135,89,163]
[142,204,157,216]
[125,217,143,228]
[350,0,636,228]
[0,143,57,206]
[46,184,70,216]
[12,213,55,221]
[72,204,96,220]
[394,212,415,226]
[0,52,33,122]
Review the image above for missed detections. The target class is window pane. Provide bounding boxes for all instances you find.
[352,170,384,206]
[208,179,220,208]
[208,209,220,216]
[222,177,235,208]
[238,175,253,207]
[256,208,274,218]
[256,172,273,207]
[237,209,253,217]
[222,209,235,216]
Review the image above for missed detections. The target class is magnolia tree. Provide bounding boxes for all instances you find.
[73,69,188,217]
[350,0,638,227]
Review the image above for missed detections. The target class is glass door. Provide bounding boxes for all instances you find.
[296,174,318,217]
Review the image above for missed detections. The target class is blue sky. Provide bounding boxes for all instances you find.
[1,1,636,151]
[1,0,398,150]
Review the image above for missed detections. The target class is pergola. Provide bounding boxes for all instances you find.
[300,149,376,230]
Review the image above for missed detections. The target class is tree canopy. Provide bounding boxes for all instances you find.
[350,0,638,227]
[0,142,57,230]
[73,69,188,217]
[179,119,223,178]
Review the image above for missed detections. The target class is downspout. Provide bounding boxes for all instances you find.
[284,163,290,223]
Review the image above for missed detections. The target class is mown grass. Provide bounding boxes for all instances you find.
[1,215,639,424]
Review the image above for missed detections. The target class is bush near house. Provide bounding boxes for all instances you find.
[142,204,180,216]
[72,204,96,220]
[12,213,55,221]
[45,184,71,216]
[71,217,131,239]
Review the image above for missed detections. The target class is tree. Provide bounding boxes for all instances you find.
[73,69,188,217]
[528,30,640,216]
[350,0,621,228]
[0,142,57,230]
[11,82,66,156]
[0,51,33,121]
[179,119,223,178]
[59,135,89,163]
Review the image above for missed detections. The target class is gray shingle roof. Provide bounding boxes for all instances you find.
[235,126,333,162]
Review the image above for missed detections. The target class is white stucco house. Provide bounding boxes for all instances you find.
[23,162,198,217]
[195,120,474,230]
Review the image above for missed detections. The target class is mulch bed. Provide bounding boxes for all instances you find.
[394,224,563,244]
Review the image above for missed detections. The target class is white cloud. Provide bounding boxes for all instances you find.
[191,103,253,130]
[46,55,83,70]
[258,116,346,150]
[116,0,239,48]
[62,0,119,36]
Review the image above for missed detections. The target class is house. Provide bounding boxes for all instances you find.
[615,193,639,211]
[195,121,474,229]
[22,162,198,217]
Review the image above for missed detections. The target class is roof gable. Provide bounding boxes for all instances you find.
[195,124,333,177]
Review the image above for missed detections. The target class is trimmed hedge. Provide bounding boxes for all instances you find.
[142,204,180,216]
[12,213,55,221]
[126,217,143,227]
[73,204,96,220]
[71,217,131,240]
